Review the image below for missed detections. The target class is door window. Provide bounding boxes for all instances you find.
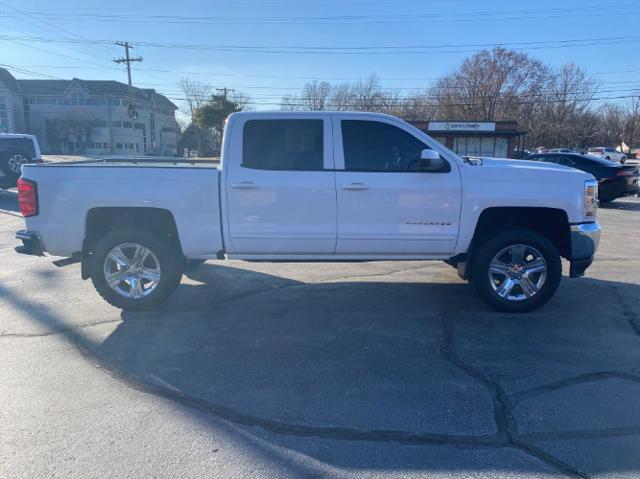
[243,119,323,171]
[558,155,576,166]
[341,120,427,172]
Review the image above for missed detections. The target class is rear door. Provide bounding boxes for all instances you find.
[333,116,462,256]
[224,114,337,255]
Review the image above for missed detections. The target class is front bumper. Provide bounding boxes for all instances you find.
[15,230,44,257]
[568,222,601,278]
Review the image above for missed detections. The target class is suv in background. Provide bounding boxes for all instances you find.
[0,134,42,180]
[587,147,627,164]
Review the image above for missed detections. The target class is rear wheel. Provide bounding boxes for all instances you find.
[471,229,562,313]
[90,228,183,310]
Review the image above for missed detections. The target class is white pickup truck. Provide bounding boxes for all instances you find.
[15,112,601,313]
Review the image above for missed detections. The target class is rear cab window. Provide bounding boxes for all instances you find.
[0,137,36,158]
[242,120,324,171]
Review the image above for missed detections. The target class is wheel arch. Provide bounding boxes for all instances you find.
[82,207,183,280]
[457,206,570,279]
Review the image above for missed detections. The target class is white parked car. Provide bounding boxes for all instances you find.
[587,147,627,163]
[15,111,601,313]
[0,133,42,179]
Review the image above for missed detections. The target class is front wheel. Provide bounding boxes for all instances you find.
[471,229,562,313]
[90,228,183,310]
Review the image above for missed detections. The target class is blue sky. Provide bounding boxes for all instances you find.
[1,0,638,115]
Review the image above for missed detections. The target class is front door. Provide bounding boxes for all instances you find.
[334,117,461,256]
[224,114,337,255]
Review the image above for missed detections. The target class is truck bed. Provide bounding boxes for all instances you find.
[31,157,220,169]
[20,159,224,258]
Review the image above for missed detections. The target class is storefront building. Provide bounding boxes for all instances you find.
[409,121,527,158]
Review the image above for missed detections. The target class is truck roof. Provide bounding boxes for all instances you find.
[229,110,398,120]
[0,133,38,140]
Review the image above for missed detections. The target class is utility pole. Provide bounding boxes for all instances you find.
[215,88,235,154]
[114,41,143,156]
[216,87,235,101]
[113,41,143,86]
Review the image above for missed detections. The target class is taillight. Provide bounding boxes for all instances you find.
[17,178,38,217]
[616,169,636,177]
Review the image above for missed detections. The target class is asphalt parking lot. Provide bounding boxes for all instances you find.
[1,191,639,479]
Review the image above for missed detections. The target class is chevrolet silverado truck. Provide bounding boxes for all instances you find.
[15,112,601,313]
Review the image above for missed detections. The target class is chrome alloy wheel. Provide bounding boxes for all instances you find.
[103,243,161,299]
[488,244,547,302]
[8,154,27,174]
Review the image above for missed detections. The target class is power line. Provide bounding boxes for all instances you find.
[2,33,639,55]
[4,3,639,25]
[7,64,640,83]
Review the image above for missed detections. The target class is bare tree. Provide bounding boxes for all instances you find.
[330,83,353,111]
[179,78,213,118]
[45,108,104,153]
[429,47,550,122]
[542,63,599,147]
[301,80,332,110]
[623,90,640,151]
[595,103,625,147]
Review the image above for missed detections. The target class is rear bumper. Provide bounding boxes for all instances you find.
[15,230,44,257]
[568,222,601,278]
[599,176,639,199]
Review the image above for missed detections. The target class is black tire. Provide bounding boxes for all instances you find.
[0,150,29,179]
[90,228,183,311]
[471,229,562,313]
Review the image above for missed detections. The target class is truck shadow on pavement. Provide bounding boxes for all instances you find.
[2,261,639,476]
[0,188,19,214]
[599,199,640,211]
[84,262,640,477]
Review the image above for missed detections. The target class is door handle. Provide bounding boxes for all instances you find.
[230,181,259,190]
[341,183,370,191]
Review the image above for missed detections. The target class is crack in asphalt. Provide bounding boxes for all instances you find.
[438,312,588,478]
[510,371,640,405]
[520,425,640,442]
[612,287,640,337]
[70,329,502,448]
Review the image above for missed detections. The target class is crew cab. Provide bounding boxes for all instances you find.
[15,112,601,313]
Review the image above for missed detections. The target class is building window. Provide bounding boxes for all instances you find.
[22,98,31,132]
[0,95,9,132]
[116,142,124,150]
[112,120,123,128]
[122,121,132,128]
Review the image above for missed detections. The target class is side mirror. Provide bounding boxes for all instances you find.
[420,149,450,172]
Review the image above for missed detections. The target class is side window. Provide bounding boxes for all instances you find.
[558,156,576,166]
[342,120,427,172]
[538,155,561,164]
[242,119,323,171]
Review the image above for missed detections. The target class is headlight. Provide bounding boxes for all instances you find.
[584,179,598,219]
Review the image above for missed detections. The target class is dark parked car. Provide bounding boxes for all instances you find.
[0,134,42,180]
[526,152,638,202]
